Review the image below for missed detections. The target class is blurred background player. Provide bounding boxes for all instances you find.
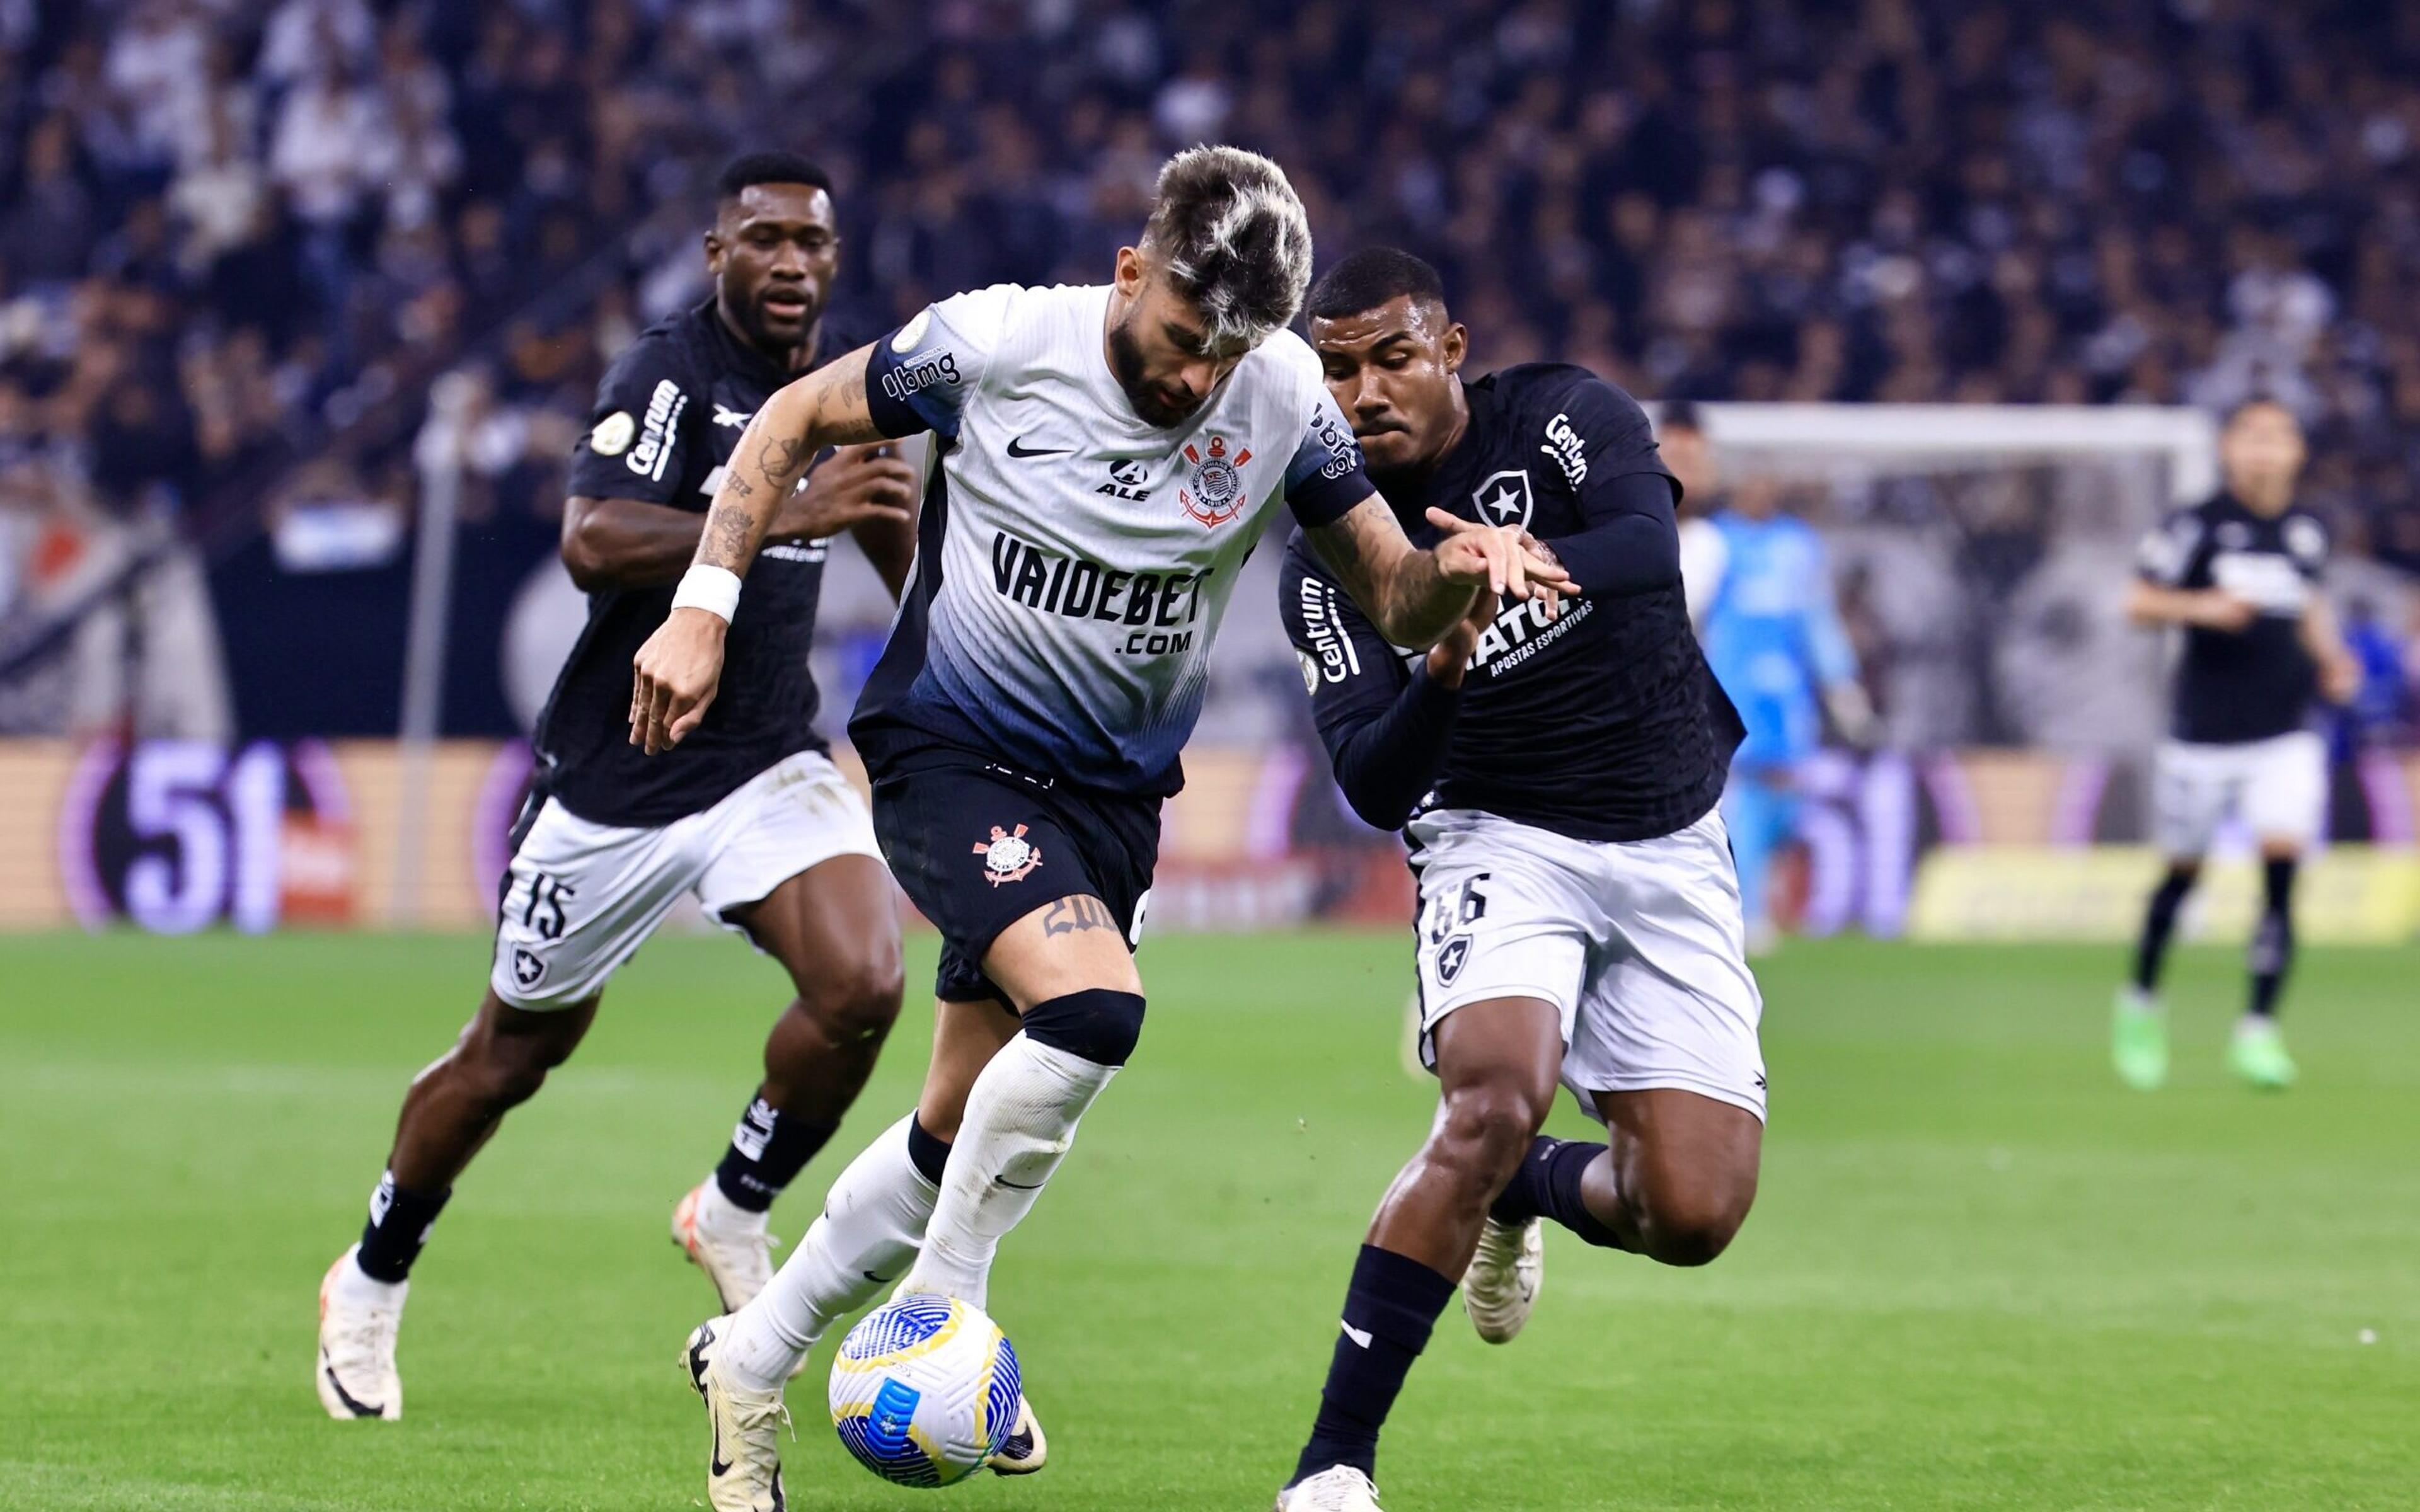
[1686,434,1876,951]
[630,149,1568,1512]
[2116,399,2361,1092]
[1657,401,1727,636]
[1271,250,1756,1512]
[315,154,918,1421]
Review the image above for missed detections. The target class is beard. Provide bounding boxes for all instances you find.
[1106,316,1203,428]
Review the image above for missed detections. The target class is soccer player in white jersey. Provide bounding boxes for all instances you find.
[626,147,1572,1511]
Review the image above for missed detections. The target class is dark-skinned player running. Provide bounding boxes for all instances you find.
[1270,250,1758,1512]
[316,152,918,1423]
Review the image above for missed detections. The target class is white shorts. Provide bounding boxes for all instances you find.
[490,750,882,1010]
[2152,731,2325,858]
[1406,806,1767,1123]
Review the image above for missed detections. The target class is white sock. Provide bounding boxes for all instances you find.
[899,1033,1118,1312]
[336,1251,406,1309]
[692,1176,768,1238]
[720,1113,938,1392]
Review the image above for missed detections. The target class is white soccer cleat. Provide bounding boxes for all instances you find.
[316,1246,404,1421]
[1276,1463,1383,1510]
[674,1181,779,1312]
[990,1393,1049,1475]
[682,1315,792,1512]
[1462,1215,1543,1344]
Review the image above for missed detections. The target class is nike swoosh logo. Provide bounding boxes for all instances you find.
[1340,1321,1373,1349]
[862,1269,896,1284]
[321,1351,386,1418]
[1006,437,1070,458]
[994,1176,1044,1191]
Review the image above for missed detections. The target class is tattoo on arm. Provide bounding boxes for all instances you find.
[1306,495,1471,648]
[688,343,888,576]
[1041,896,1116,937]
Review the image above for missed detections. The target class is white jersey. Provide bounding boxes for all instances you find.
[850,283,1372,793]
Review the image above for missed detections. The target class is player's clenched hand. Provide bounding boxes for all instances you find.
[771,443,916,542]
[1424,507,1578,612]
[2320,650,2361,705]
[629,609,728,754]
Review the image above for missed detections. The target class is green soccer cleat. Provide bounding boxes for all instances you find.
[2227,1017,2297,1090]
[2111,990,2169,1091]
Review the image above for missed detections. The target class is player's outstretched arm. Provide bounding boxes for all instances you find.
[1306,495,1575,650]
[628,343,890,753]
[2124,580,2256,632]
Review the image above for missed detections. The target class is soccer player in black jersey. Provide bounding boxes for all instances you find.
[2115,399,2360,1092]
[316,153,918,1421]
[1269,250,1760,1511]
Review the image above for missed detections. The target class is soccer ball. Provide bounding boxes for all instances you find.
[829,1295,1022,1487]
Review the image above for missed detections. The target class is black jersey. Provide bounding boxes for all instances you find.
[534,302,853,827]
[2135,493,2328,745]
[1278,364,1743,844]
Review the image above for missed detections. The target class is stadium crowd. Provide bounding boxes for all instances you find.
[0,0,2414,740]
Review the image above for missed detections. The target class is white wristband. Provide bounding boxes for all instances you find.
[671,564,742,623]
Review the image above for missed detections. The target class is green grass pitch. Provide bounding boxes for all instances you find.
[2,929,2414,1509]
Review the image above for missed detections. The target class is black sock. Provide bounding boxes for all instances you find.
[2249,857,2297,1019]
[713,1095,839,1213]
[1490,1137,1626,1249]
[2133,869,2196,994]
[905,1111,952,1186]
[355,1171,449,1283]
[1291,1246,1456,1486]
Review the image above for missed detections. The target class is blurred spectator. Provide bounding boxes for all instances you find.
[0,0,2414,742]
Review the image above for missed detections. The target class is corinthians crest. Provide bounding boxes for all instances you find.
[1178,434,1253,528]
[972,823,1042,885]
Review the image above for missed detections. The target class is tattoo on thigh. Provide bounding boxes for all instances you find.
[1041,896,1115,937]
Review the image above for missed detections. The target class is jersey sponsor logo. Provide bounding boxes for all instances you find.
[1470,469,1534,529]
[627,379,686,481]
[990,530,1215,656]
[973,823,1042,885]
[1099,457,1152,500]
[1540,411,1587,486]
[1294,578,1362,684]
[2211,551,2309,614]
[1307,406,1361,481]
[589,410,636,457]
[1178,433,1252,528]
[2283,515,2325,565]
[1467,593,1594,676]
[1006,435,1070,458]
[712,403,752,429]
[879,348,961,404]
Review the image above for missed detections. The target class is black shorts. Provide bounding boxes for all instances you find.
[869,746,1161,1005]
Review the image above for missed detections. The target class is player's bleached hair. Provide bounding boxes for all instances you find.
[1139,146,1315,350]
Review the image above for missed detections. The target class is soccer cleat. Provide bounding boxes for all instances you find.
[674,1181,780,1312]
[1275,1464,1383,1511]
[2111,989,2169,1091]
[316,1246,404,1421]
[682,1316,792,1512]
[990,1394,1049,1475]
[2227,1017,2297,1090]
[1462,1215,1543,1344]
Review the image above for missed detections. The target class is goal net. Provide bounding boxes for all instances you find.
[1670,402,2218,755]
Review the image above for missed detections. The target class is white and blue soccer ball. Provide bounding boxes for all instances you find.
[829,1295,1022,1487]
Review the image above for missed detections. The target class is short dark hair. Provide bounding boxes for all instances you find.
[1141,146,1314,348]
[2221,394,2297,430]
[716,151,833,205]
[1305,248,1445,323]
[1659,399,1707,434]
